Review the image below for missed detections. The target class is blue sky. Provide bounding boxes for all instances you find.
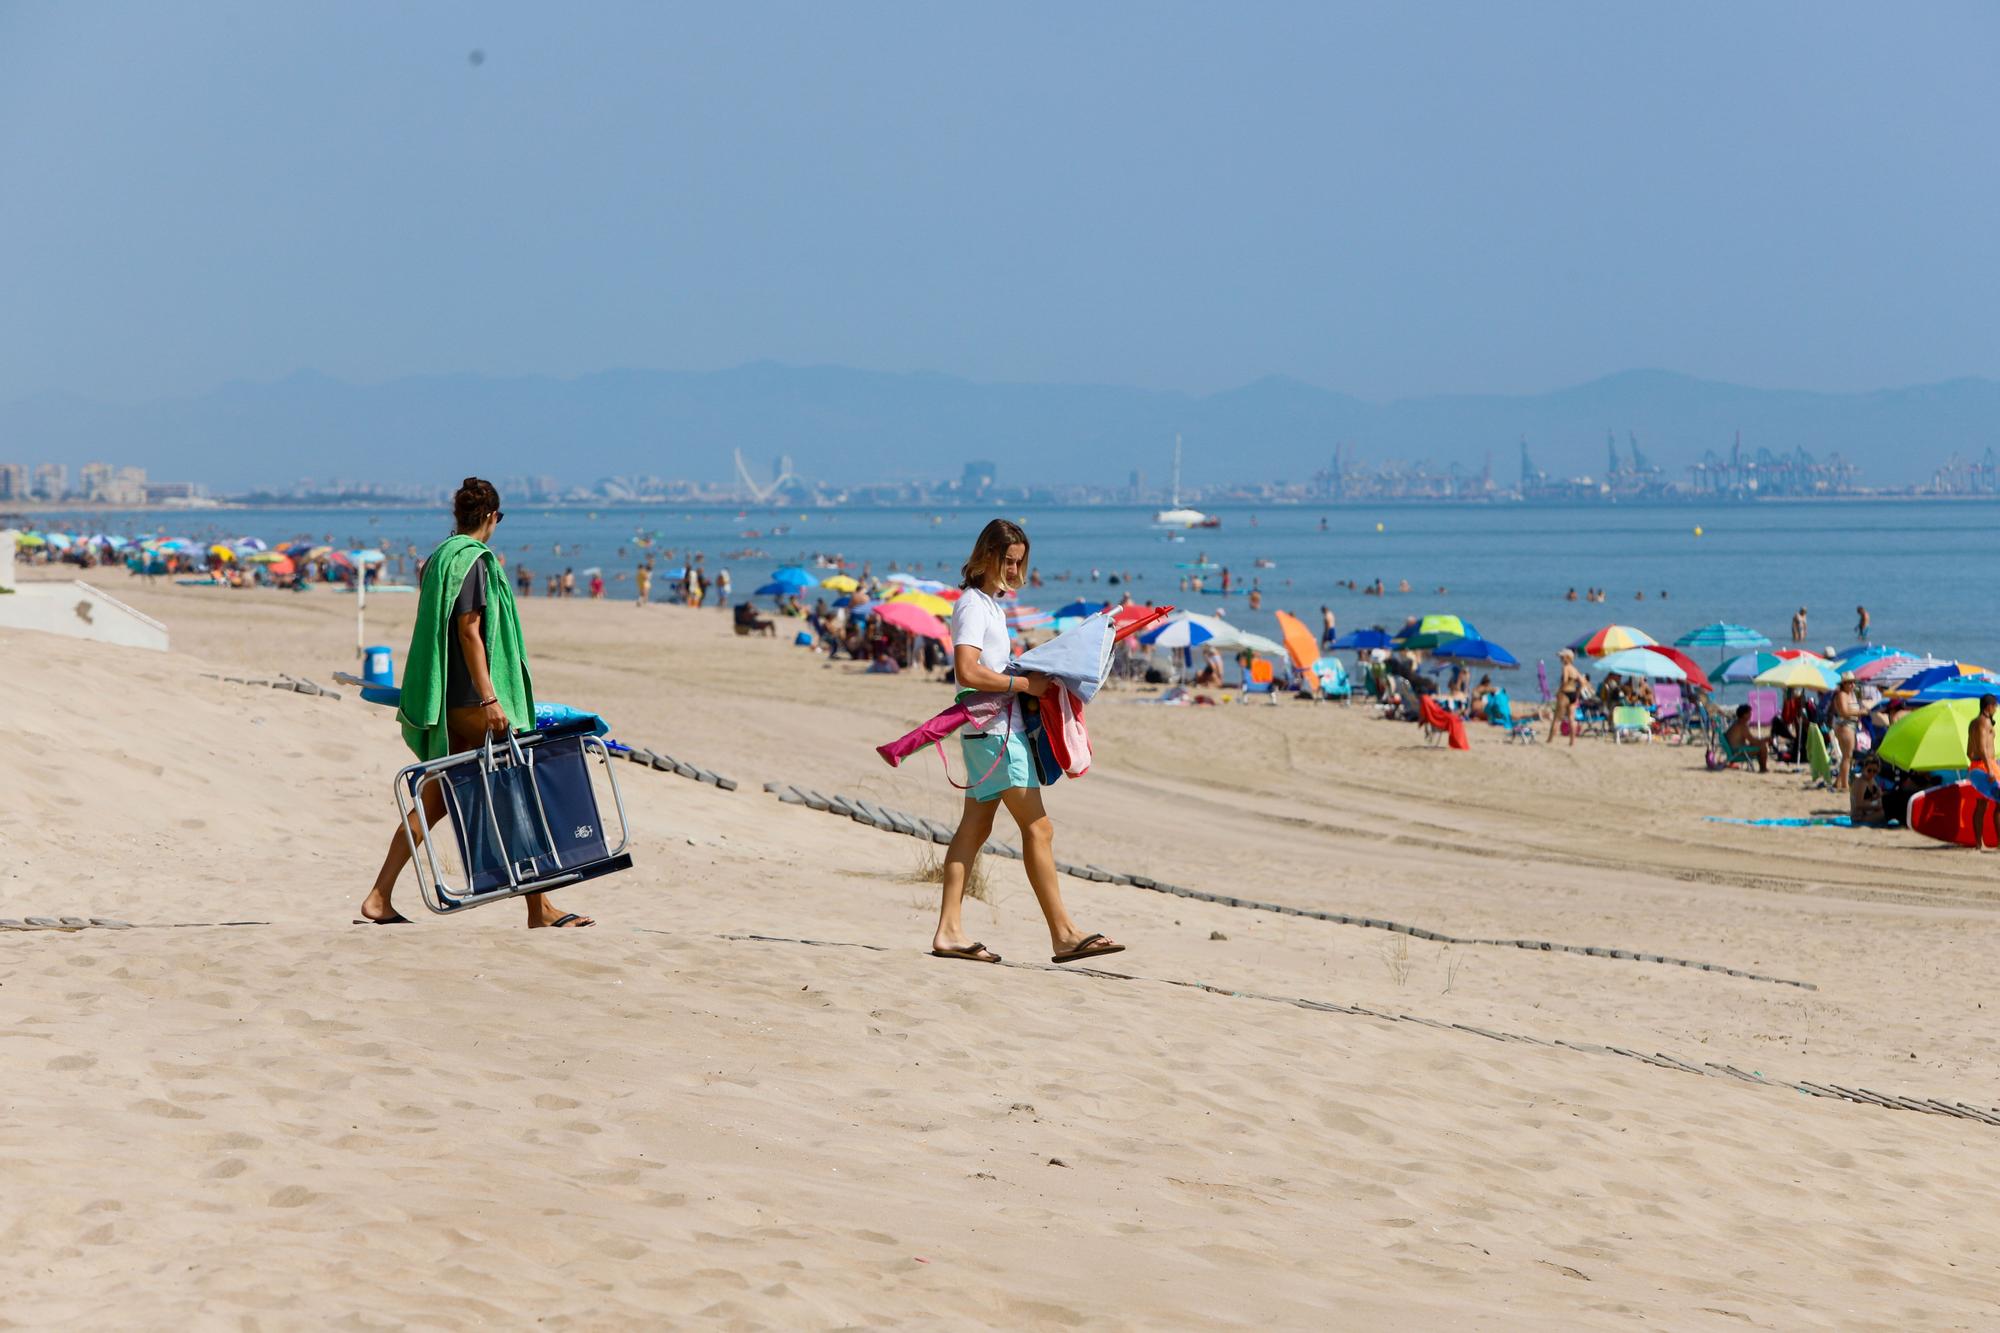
[3,1,1995,403]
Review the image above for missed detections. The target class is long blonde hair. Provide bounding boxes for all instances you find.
[959,518,1030,592]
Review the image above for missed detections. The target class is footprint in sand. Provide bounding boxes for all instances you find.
[47,1055,96,1072]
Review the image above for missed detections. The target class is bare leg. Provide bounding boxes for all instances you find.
[933,796,998,953]
[525,892,592,927]
[358,781,446,922]
[999,786,1114,955]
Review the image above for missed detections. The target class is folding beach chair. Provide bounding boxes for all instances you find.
[1236,658,1279,704]
[1612,705,1654,744]
[1651,683,1683,741]
[1745,688,1780,736]
[394,717,634,914]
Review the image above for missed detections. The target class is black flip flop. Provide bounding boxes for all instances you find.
[352,913,411,925]
[931,942,1003,964]
[1052,934,1124,965]
[547,912,595,928]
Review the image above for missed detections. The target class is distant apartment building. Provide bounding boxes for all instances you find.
[32,462,67,500]
[0,462,26,501]
[78,462,149,506]
[144,480,205,504]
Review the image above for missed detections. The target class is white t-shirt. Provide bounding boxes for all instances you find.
[951,587,1021,729]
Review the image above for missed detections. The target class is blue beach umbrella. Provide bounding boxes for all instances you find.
[1910,676,2000,705]
[1053,599,1108,619]
[1674,623,1770,650]
[1835,644,1915,669]
[1433,635,1519,668]
[1898,663,1992,696]
[1331,627,1396,651]
[768,566,816,588]
[754,581,794,597]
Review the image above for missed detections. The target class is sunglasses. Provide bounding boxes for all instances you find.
[494,511,505,523]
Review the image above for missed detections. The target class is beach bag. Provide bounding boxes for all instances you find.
[1705,746,1723,771]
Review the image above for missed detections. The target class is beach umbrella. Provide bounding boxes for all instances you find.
[1112,604,1165,628]
[1836,644,1915,670]
[208,543,236,562]
[1638,645,1713,692]
[1142,611,1240,650]
[283,541,316,558]
[821,574,860,593]
[326,549,356,569]
[1570,624,1656,656]
[1231,632,1290,658]
[350,549,386,565]
[1754,657,1839,691]
[874,600,951,645]
[1331,627,1396,651]
[1895,663,1991,695]
[1717,650,1819,683]
[1053,599,1108,619]
[1910,677,2000,705]
[1272,610,1321,669]
[231,536,268,552]
[1395,613,1472,651]
[753,581,794,596]
[1852,653,1918,683]
[889,590,954,616]
[156,538,195,552]
[15,532,45,548]
[43,532,74,550]
[1878,699,1980,772]
[244,550,290,564]
[882,571,926,586]
[1594,647,1688,680]
[1868,656,1948,687]
[1433,635,1519,669]
[768,566,816,589]
[1674,622,1769,651]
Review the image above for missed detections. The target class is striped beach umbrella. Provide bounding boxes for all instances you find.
[1674,622,1770,651]
[1570,624,1656,657]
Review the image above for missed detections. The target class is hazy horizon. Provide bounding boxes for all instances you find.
[6,1,1999,408]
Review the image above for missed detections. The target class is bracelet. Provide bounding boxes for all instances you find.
[479,696,498,707]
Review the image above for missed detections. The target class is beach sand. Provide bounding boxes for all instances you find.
[7,572,2000,1328]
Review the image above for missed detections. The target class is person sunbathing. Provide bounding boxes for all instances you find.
[733,601,777,637]
[1850,756,1888,826]
[1725,704,1772,773]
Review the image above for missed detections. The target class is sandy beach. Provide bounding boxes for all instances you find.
[8,571,2000,1329]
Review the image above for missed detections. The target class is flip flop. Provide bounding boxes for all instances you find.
[352,912,411,925]
[931,942,1003,963]
[1052,934,1124,965]
[547,912,595,928]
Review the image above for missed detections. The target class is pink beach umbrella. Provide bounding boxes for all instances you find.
[876,600,952,646]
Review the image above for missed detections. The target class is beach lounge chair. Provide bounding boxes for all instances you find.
[1612,705,1654,744]
[1237,658,1279,703]
[1746,688,1780,736]
[1417,695,1471,749]
[1651,682,1684,740]
[393,718,633,915]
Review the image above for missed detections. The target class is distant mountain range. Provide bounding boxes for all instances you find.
[5,363,1998,492]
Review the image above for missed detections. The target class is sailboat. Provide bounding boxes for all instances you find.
[1153,434,1220,529]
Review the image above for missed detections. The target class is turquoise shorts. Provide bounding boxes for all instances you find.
[961,729,1039,803]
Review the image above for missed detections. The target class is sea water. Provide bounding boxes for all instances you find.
[30,499,2000,686]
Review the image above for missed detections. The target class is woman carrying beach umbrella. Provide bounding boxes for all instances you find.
[928,518,1122,969]
[360,477,590,930]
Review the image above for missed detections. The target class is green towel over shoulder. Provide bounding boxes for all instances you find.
[396,534,535,760]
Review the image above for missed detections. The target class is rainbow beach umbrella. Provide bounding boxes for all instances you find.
[1571,624,1656,657]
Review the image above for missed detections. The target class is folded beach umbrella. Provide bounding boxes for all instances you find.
[1878,699,1980,772]
[1272,610,1321,669]
[768,566,817,589]
[1011,608,1170,702]
[1594,647,1687,680]
[1753,657,1839,691]
[874,600,951,645]
[1395,613,1474,651]
[1331,627,1396,651]
[1674,622,1769,651]
[1638,645,1712,692]
[1570,624,1656,657]
[1433,635,1519,669]
[889,590,954,616]
[820,574,860,593]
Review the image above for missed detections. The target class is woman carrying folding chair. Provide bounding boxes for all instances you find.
[357,478,594,928]
[929,519,1122,967]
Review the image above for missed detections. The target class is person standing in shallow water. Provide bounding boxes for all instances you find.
[929,518,1123,967]
[357,478,594,928]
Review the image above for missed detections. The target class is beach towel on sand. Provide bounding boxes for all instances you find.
[397,535,535,761]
